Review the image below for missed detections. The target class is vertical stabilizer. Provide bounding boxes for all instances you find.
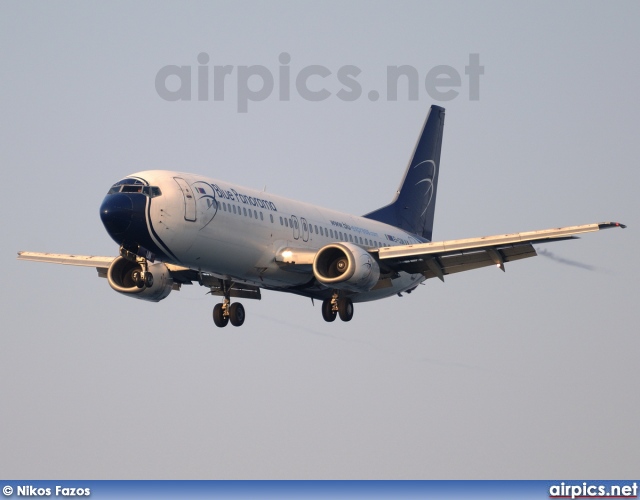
[364,105,445,241]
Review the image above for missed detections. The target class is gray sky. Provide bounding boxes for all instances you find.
[1,0,638,479]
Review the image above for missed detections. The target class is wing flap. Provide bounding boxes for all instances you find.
[398,243,536,278]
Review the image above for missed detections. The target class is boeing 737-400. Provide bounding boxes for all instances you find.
[17,106,625,327]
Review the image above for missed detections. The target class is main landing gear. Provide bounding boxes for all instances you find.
[212,281,245,328]
[322,292,354,323]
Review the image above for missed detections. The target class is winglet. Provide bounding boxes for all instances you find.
[598,222,627,229]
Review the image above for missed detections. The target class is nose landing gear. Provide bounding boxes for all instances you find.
[121,245,154,290]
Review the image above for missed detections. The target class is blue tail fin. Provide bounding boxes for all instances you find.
[364,105,445,241]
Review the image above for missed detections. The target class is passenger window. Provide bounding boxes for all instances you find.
[260,212,264,221]
[270,214,273,223]
[285,218,289,227]
[279,216,283,225]
[249,210,252,218]
[349,234,353,242]
[243,208,247,216]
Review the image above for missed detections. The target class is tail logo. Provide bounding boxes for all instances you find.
[413,159,437,216]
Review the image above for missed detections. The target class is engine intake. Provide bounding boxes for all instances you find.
[313,242,380,292]
[107,256,173,302]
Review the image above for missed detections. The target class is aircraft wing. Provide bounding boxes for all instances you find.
[375,222,626,281]
[15,252,263,296]
[17,252,116,268]
[16,251,199,284]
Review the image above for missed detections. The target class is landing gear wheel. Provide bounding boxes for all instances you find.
[229,302,245,327]
[322,298,337,322]
[144,272,154,288]
[338,298,354,322]
[213,303,229,328]
[131,270,145,288]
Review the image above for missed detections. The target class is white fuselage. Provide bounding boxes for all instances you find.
[129,170,427,302]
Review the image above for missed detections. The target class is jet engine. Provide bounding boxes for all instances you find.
[107,256,173,302]
[313,242,380,292]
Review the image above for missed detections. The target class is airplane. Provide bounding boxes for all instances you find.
[17,105,625,327]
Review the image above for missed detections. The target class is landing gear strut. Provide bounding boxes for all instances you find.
[322,292,354,323]
[121,245,154,290]
[212,281,245,328]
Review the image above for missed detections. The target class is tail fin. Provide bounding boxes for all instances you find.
[364,105,445,241]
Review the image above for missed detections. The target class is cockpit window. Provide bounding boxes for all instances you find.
[107,184,162,197]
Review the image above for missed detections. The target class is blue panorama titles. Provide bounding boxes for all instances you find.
[210,184,278,212]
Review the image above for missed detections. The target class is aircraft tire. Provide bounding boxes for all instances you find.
[132,270,145,288]
[322,298,337,322]
[229,302,245,327]
[213,303,229,327]
[338,298,354,322]
[144,272,154,288]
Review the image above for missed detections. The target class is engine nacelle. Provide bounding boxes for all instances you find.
[107,256,173,302]
[313,242,381,292]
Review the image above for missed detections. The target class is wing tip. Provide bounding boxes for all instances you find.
[598,222,627,230]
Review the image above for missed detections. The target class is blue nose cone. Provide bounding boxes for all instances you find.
[100,193,133,243]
